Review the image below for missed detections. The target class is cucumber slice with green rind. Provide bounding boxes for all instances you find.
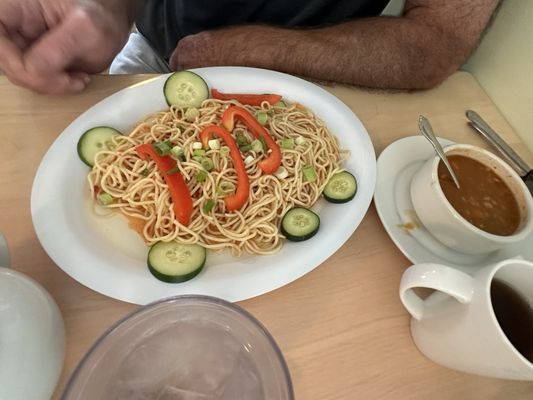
[323,171,357,203]
[163,71,209,108]
[148,241,206,283]
[77,126,121,167]
[281,207,320,242]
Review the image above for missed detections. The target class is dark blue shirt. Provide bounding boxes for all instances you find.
[136,0,390,60]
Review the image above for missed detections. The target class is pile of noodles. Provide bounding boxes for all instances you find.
[88,99,346,256]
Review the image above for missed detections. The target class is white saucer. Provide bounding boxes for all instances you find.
[374,136,531,273]
[0,267,65,400]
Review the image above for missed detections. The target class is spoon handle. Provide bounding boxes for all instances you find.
[419,115,461,188]
[465,110,530,176]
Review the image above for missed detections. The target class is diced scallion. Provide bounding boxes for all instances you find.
[251,139,263,153]
[236,132,249,147]
[171,146,184,159]
[203,199,215,213]
[259,137,267,152]
[208,139,221,150]
[140,168,149,177]
[192,142,203,150]
[196,170,208,182]
[240,144,252,152]
[295,136,306,146]
[216,182,236,196]
[220,146,230,156]
[153,141,172,156]
[279,138,295,150]
[193,149,206,157]
[201,158,214,171]
[302,165,317,182]
[244,155,255,165]
[97,192,113,206]
[274,166,289,179]
[166,166,181,175]
[256,111,268,125]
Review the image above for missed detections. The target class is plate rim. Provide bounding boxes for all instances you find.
[31,66,377,304]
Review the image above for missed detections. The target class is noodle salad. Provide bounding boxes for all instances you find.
[77,71,357,283]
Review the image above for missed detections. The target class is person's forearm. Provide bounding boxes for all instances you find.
[174,1,498,90]
[177,21,469,90]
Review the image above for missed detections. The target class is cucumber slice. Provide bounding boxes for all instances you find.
[163,71,209,108]
[323,171,357,203]
[148,241,206,283]
[281,207,320,242]
[77,126,121,167]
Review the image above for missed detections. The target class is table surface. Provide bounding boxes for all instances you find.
[1,71,532,399]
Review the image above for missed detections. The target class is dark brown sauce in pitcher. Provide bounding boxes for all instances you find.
[438,155,521,236]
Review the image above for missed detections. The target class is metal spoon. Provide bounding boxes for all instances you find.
[418,115,461,188]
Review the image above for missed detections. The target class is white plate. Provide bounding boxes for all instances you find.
[0,267,65,400]
[374,136,533,273]
[31,67,376,305]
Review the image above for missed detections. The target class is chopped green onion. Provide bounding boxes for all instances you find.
[216,182,236,196]
[192,155,204,163]
[208,139,221,150]
[193,149,206,157]
[251,139,263,153]
[274,100,287,107]
[196,170,208,182]
[153,141,172,156]
[192,141,203,150]
[302,165,317,182]
[240,144,252,152]
[259,137,267,152]
[166,166,181,175]
[164,140,173,147]
[236,132,249,147]
[97,192,113,206]
[256,111,268,125]
[220,146,230,156]
[184,107,200,121]
[140,168,149,177]
[244,155,255,165]
[279,138,295,150]
[203,199,215,213]
[274,166,289,179]
[171,146,184,159]
[201,158,214,171]
[295,136,306,146]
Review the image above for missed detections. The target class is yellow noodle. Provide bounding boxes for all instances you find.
[88,99,344,256]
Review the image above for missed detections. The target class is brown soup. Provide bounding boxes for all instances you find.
[438,155,520,236]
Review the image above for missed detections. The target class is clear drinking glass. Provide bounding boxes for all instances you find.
[62,295,294,400]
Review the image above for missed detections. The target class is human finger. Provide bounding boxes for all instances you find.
[0,33,25,75]
[24,7,104,75]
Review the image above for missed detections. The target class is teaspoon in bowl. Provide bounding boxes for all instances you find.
[418,115,461,189]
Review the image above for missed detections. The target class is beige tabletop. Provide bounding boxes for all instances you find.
[1,71,533,399]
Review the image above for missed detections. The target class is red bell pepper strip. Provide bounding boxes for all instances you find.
[221,106,282,175]
[136,144,193,226]
[211,89,282,106]
[199,125,250,211]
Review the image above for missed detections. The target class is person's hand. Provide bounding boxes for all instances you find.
[0,0,132,94]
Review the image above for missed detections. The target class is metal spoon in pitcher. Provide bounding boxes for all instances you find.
[418,115,461,188]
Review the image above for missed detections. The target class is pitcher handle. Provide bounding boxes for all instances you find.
[399,263,474,320]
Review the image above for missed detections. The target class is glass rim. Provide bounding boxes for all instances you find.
[61,294,295,400]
